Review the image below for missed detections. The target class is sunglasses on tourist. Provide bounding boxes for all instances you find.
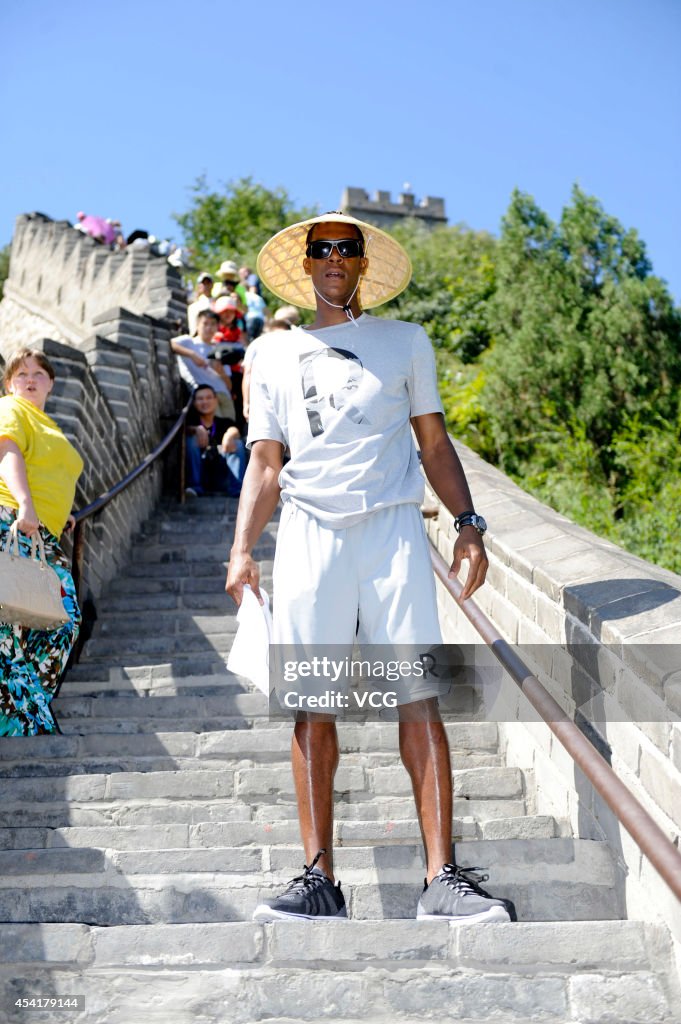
[306,239,365,260]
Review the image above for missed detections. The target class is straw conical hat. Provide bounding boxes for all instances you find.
[256,212,412,311]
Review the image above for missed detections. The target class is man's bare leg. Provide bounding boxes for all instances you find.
[291,714,339,881]
[399,699,453,883]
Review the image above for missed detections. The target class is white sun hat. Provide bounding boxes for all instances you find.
[217,260,240,280]
[256,212,412,311]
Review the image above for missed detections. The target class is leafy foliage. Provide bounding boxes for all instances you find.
[483,186,681,480]
[478,185,681,571]
[381,219,496,362]
[376,219,497,453]
[173,176,317,275]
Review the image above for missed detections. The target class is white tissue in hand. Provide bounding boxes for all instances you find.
[227,585,272,695]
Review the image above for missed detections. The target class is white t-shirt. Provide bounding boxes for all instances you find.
[247,313,443,527]
[244,336,264,370]
[174,335,232,395]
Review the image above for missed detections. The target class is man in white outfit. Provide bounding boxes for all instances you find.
[226,212,514,924]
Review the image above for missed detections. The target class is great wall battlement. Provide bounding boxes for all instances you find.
[0,210,679,976]
[341,187,448,230]
[0,212,186,602]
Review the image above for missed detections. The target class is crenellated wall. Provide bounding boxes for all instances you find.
[0,213,187,601]
[341,187,448,230]
[426,441,681,959]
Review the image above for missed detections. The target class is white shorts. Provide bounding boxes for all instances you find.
[271,502,443,708]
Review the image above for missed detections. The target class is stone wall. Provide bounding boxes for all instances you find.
[0,213,187,601]
[340,188,448,230]
[425,440,681,957]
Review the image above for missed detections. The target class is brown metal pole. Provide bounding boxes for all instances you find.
[430,544,681,904]
[180,423,186,504]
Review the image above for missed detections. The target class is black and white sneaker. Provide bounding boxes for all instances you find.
[416,863,516,923]
[252,849,348,922]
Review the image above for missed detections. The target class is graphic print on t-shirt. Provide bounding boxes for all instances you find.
[299,347,369,437]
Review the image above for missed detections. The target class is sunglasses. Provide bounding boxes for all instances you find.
[306,238,364,260]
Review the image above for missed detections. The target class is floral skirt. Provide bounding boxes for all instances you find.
[0,506,81,736]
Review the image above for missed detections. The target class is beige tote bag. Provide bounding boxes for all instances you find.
[0,522,70,630]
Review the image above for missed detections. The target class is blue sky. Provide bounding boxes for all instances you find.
[1,0,680,299]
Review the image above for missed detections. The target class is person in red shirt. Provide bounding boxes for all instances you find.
[214,297,247,429]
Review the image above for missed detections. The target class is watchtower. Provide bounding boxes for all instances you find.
[340,187,448,230]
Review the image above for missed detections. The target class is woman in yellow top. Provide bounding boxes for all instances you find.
[0,348,84,735]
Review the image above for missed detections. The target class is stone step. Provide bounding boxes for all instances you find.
[1,916,668,970]
[0,879,623,925]
[108,559,272,589]
[106,575,234,598]
[0,839,620,924]
[82,631,238,659]
[0,815,559,852]
[53,715,274,734]
[0,750,505,779]
[107,558,268,582]
[0,797,529,829]
[52,692,266,721]
[128,542,271,566]
[133,524,235,546]
[97,591,231,613]
[0,765,526,805]
[0,838,609,882]
[0,722,500,761]
[93,611,238,637]
[118,561,227,580]
[2,921,672,1024]
[59,660,237,686]
[53,678,248,699]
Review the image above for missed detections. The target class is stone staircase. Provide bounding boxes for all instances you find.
[0,496,678,1023]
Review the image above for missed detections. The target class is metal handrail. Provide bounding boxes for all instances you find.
[430,544,681,904]
[70,395,193,601]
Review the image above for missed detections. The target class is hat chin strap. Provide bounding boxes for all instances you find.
[311,278,362,325]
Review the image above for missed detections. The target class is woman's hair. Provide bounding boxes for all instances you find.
[3,348,56,388]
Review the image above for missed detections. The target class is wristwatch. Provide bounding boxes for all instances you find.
[454,511,487,536]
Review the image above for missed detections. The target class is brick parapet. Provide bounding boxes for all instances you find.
[341,187,448,230]
[425,439,681,947]
[0,213,186,601]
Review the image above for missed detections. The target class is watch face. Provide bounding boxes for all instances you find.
[475,515,487,534]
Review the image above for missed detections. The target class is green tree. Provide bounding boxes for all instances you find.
[479,185,681,572]
[484,185,681,486]
[378,219,497,452]
[608,401,681,572]
[173,176,317,274]
[382,219,496,362]
[0,244,10,301]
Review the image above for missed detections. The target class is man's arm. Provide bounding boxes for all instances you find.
[220,426,242,453]
[225,439,283,605]
[411,412,487,601]
[170,338,209,368]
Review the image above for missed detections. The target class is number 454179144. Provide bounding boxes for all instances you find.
[14,997,84,1010]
